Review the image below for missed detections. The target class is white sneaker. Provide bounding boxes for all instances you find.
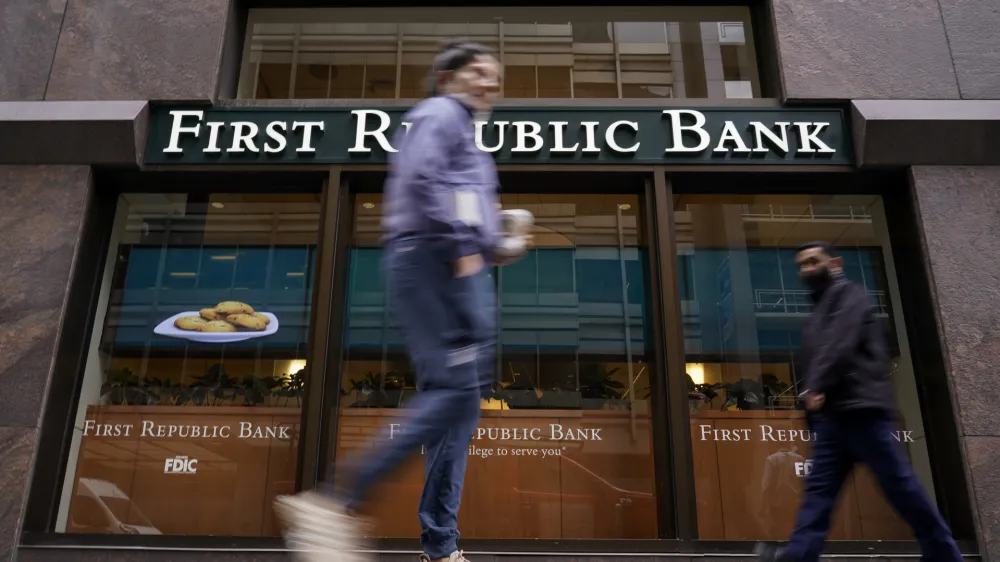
[274,491,373,562]
[420,550,470,562]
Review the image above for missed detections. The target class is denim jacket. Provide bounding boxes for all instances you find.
[381,95,500,263]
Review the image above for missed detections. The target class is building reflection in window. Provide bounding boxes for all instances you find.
[334,188,659,540]
[239,7,759,100]
[57,193,321,537]
[675,194,931,542]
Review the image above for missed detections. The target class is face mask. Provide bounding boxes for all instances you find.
[802,266,833,293]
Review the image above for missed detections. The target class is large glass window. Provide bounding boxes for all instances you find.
[239,8,760,100]
[334,181,658,539]
[56,192,321,536]
[674,194,932,541]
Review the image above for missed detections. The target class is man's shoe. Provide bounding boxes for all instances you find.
[274,491,373,562]
[754,542,786,561]
[420,551,470,562]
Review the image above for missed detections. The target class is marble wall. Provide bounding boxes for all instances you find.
[771,0,1000,101]
[0,0,68,101]
[911,166,1000,561]
[44,0,231,101]
[0,166,91,562]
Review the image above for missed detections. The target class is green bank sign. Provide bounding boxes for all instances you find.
[144,106,852,166]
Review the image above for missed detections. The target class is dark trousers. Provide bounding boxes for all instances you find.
[331,238,495,559]
[784,409,962,562]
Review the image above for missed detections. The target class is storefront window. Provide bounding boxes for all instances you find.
[56,193,321,536]
[335,187,658,539]
[239,7,759,100]
[675,194,932,541]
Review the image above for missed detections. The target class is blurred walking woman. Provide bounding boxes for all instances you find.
[275,39,520,562]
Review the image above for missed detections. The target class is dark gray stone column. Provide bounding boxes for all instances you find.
[911,166,1000,560]
[0,166,91,562]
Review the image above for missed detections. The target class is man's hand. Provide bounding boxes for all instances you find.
[493,234,534,266]
[804,392,826,412]
[454,253,484,278]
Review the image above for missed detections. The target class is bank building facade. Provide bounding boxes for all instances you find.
[0,3,998,562]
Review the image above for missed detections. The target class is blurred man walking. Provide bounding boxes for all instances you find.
[275,38,523,562]
[756,241,963,562]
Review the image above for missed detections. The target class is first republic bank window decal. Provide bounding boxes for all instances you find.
[144,106,853,166]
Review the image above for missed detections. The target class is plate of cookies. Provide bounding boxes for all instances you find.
[153,301,279,343]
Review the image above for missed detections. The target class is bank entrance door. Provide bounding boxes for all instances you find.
[323,171,673,542]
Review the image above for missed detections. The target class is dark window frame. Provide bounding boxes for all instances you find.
[219,0,781,101]
[21,170,330,541]
[19,167,976,558]
[668,170,977,545]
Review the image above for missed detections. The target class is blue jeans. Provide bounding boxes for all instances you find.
[331,237,495,559]
[783,410,962,562]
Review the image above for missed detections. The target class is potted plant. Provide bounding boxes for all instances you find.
[493,365,541,409]
[348,372,382,408]
[720,377,765,411]
[100,368,159,406]
[687,374,723,412]
[175,363,239,406]
[264,369,306,407]
[579,364,626,410]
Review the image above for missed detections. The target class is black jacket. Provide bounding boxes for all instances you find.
[801,277,894,412]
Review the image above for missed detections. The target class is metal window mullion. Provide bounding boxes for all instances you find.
[612,23,623,98]
[288,25,301,99]
[395,28,403,99]
[361,62,367,99]
[252,59,262,100]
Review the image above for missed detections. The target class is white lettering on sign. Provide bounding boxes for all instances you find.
[511,121,544,152]
[82,419,133,437]
[794,460,813,478]
[580,121,602,153]
[760,425,816,442]
[390,422,599,459]
[699,424,753,441]
[751,122,791,154]
[891,430,916,443]
[605,120,640,153]
[161,109,839,159]
[697,424,920,444]
[163,110,327,155]
[83,419,290,440]
[548,122,577,152]
[239,422,291,440]
[475,121,508,152]
[713,121,751,153]
[163,110,204,153]
[229,121,259,153]
[164,456,198,474]
[349,110,395,153]
[663,109,711,152]
[795,122,836,153]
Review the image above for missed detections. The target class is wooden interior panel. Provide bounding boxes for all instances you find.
[67,406,299,536]
[690,410,909,541]
[67,405,911,541]
[333,408,657,539]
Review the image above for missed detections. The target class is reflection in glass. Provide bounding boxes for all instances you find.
[239,8,759,100]
[334,187,658,539]
[57,193,321,537]
[676,194,930,541]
